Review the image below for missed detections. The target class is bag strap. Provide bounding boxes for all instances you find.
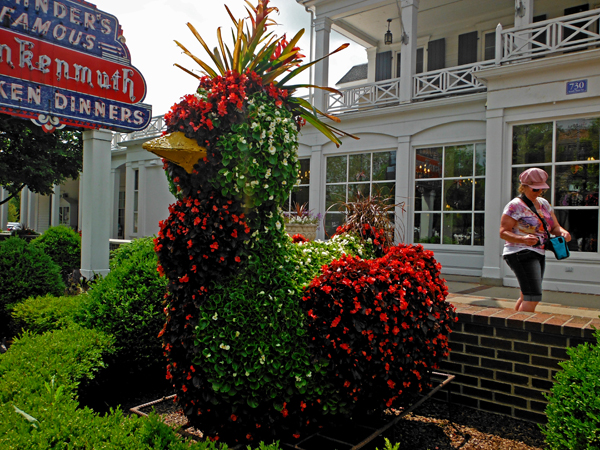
[519,194,552,240]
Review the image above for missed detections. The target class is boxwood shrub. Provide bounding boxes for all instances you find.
[80,237,168,376]
[543,328,600,449]
[30,226,81,281]
[10,294,86,334]
[0,325,281,449]
[0,237,64,334]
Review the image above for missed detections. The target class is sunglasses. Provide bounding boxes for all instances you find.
[532,188,541,192]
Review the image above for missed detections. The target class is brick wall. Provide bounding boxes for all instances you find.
[436,302,600,423]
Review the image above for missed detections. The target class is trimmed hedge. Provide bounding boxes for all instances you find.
[543,328,600,449]
[11,294,85,334]
[80,237,168,375]
[0,326,281,449]
[0,237,64,333]
[30,226,81,281]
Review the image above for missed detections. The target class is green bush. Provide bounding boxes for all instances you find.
[30,226,81,281]
[0,237,64,334]
[80,237,167,375]
[543,328,600,449]
[0,325,281,449]
[11,294,86,334]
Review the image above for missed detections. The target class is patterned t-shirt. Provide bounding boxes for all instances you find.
[502,196,555,256]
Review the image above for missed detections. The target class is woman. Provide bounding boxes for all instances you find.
[499,168,571,312]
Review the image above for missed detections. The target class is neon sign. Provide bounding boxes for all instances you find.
[0,0,151,132]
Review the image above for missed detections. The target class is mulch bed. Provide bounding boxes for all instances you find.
[128,393,547,449]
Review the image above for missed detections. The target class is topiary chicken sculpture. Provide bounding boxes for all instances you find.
[144,1,457,445]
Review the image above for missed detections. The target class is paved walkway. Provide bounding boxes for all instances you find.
[445,275,600,320]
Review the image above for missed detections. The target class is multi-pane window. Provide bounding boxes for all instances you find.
[283,158,310,212]
[325,151,397,237]
[512,119,599,253]
[414,143,486,245]
[133,169,139,234]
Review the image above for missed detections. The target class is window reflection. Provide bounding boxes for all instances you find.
[414,213,441,244]
[555,164,599,207]
[416,148,442,179]
[445,145,473,178]
[556,118,600,162]
[512,122,553,165]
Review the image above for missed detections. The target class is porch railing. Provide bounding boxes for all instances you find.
[413,60,495,100]
[496,9,600,63]
[112,115,167,148]
[328,78,402,113]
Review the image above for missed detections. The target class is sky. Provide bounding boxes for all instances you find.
[92,0,367,116]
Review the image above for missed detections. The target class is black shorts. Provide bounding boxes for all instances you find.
[503,250,545,302]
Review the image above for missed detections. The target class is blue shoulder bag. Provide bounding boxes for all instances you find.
[519,195,570,260]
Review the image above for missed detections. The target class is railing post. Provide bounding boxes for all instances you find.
[495,23,503,65]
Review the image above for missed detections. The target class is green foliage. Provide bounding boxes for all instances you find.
[0,113,82,205]
[30,226,81,281]
[215,92,300,208]
[0,237,65,334]
[7,194,19,222]
[80,237,167,374]
[0,325,281,449]
[543,328,600,449]
[177,231,366,440]
[11,294,85,334]
[376,439,400,450]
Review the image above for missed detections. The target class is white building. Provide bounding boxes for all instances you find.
[19,0,600,294]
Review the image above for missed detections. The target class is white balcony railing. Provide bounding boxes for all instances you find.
[413,60,495,100]
[112,115,167,148]
[496,9,600,63]
[115,10,600,139]
[328,78,401,113]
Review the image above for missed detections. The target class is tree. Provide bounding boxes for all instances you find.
[0,114,83,206]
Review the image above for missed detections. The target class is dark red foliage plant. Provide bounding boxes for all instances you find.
[301,244,457,414]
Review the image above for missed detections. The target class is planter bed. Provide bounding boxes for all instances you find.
[130,372,454,450]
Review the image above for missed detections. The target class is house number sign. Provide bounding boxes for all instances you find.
[566,79,588,95]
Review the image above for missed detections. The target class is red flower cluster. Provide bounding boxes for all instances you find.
[301,244,456,412]
[291,233,309,243]
[335,222,391,256]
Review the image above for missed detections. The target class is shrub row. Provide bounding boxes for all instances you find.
[0,312,282,449]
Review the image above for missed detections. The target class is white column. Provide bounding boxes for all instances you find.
[309,145,324,239]
[124,163,135,239]
[366,47,377,83]
[514,0,534,28]
[396,136,411,243]
[20,187,29,227]
[0,188,9,230]
[138,164,147,237]
[313,17,333,112]
[51,185,61,227]
[111,168,120,239]
[27,189,37,231]
[399,0,420,103]
[80,129,112,279]
[481,108,505,284]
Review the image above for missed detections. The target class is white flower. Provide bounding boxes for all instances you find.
[260,355,266,364]
[212,312,218,320]
[235,331,240,337]
[219,343,230,350]
[276,221,282,230]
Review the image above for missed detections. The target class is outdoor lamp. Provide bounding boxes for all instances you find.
[385,19,393,45]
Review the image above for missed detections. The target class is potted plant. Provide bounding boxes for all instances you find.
[284,202,321,240]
